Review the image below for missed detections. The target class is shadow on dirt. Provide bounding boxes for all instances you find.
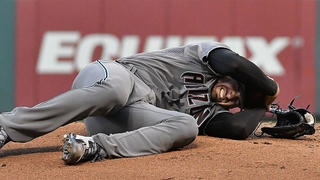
[0,146,61,158]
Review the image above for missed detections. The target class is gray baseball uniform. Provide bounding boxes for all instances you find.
[0,42,229,158]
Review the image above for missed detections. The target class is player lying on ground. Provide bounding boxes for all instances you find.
[0,42,279,164]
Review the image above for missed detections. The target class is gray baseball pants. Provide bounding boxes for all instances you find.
[0,60,198,158]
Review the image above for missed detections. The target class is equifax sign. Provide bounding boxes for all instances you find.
[37,31,300,76]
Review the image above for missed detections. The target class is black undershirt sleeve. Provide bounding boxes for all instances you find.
[206,48,277,96]
[204,108,266,140]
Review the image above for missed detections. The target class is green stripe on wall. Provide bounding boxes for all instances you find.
[0,0,15,112]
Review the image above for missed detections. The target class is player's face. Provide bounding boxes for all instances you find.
[211,77,241,108]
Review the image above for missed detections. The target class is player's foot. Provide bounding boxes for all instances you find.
[61,133,105,165]
[0,126,9,150]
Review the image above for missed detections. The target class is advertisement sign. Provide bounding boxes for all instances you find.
[16,0,316,111]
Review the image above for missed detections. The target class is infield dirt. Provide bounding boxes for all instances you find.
[0,122,320,180]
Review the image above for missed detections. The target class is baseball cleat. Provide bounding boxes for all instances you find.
[0,126,9,150]
[61,133,104,165]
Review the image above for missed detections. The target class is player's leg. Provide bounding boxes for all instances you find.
[95,102,199,156]
[0,60,135,144]
[71,60,127,135]
[62,102,199,164]
[71,60,156,136]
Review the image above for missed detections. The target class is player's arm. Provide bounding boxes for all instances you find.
[206,48,277,96]
[203,108,266,140]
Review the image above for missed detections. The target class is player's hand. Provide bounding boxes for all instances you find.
[265,82,280,111]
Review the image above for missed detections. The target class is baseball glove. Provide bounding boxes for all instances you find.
[260,97,316,139]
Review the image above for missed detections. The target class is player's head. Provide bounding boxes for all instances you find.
[211,76,244,109]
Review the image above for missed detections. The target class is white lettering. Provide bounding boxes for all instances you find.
[120,36,140,57]
[36,32,295,76]
[184,36,217,45]
[144,36,163,52]
[75,34,119,71]
[165,36,182,48]
[221,36,246,57]
[247,37,289,76]
[37,31,80,74]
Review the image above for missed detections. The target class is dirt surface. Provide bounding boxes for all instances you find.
[0,122,320,180]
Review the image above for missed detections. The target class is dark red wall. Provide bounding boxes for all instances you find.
[16,0,316,110]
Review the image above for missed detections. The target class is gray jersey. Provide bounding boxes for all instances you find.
[0,42,230,159]
[117,42,230,126]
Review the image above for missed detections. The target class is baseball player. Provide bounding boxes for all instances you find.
[0,42,279,164]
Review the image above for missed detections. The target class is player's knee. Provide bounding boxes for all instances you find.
[172,115,198,148]
[183,115,199,138]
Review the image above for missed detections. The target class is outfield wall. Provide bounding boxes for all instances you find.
[0,0,15,112]
[0,0,318,112]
